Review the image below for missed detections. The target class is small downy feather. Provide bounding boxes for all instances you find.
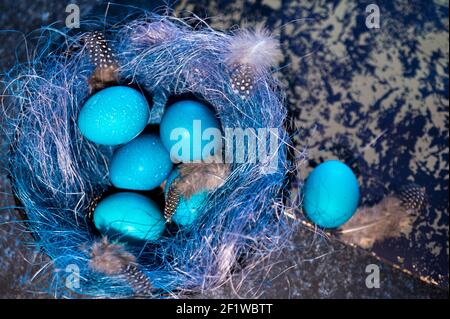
[226,26,281,71]
[84,31,119,92]
[226,26,281,98]
[89,237,153,297]
[163,162,230,222]
[89,237,136,275]
[338,196,416,249]
[129,20,178,45]
[177,162,231,199]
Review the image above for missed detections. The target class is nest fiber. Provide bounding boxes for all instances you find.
[2,13,292,298]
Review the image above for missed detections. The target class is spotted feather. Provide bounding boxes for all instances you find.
[84,31,119,92]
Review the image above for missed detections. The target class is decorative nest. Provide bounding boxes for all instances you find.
[1,13,294,298]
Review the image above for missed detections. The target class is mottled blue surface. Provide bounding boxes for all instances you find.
[176,0,449,289]
[78,86,149,145]
[110,134,173,190]
[93,192,165,243]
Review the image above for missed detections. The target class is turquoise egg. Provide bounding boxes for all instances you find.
[164,170,208,227]
[93,192,165,242]
[160,100,221,163]
[78,86,149,145]
[110,134,173,190]
[303,160,359,228]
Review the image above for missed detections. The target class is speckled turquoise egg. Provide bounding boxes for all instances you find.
[93,192,165,242]
[78,86,149,145]
[160,100,221,163]
[110,134,173,190]
[164,169,208,227]
[303,160,359,228]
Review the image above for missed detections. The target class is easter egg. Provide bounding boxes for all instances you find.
[160,100,221,163]
[93,192,165,242]
[110,134,173,190]
[303,160,359,228]
[164,169,208,227]
[78,86,149,145]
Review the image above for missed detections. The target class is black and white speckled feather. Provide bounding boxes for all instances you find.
[84,31,119,92]
[164,184,181,222]
[87,192,103,221]
[85,31,116,69]
[398,183,428,212]
[230,63,254,98]
[122,264,153,297]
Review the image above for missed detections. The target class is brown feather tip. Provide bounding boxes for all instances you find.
[88,237,136,275]
[84,31,119,92]
[88,67,119,93]
[177,162,231,199]
[398,183,428,212]
[339,196,416,249]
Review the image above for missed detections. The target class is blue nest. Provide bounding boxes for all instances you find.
[2,13,294,298]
